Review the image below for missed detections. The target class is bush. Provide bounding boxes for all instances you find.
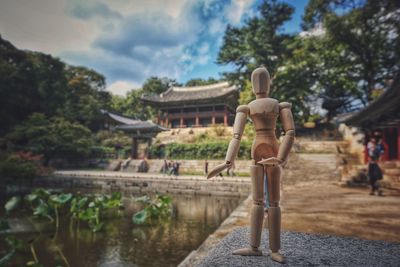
[0,152,49,180]
[150,141,252,160]
[90,146,114,158]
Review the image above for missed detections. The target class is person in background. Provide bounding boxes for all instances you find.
[204,160,209,175]
[162,159,168,176]
[175,161,180,176]
[168,161,173,176]
[367,137,384,196]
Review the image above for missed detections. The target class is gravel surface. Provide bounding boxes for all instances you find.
[197,227,400,267]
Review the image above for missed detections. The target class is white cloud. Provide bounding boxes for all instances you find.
[197,42,210,54]
[0,0,258,87]
[224,0,256,25]
[209,18,226,35]
[0,0,100,54]
[107,80,140,96]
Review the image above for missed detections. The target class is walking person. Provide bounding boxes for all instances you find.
[162,159,168,176]
[367,137,384,196]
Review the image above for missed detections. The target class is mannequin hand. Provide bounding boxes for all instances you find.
[207,161,231,179]
[257,157,283,167]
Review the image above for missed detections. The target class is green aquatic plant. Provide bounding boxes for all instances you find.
[132,195,172,225]
[6,189,123,233]
[4,196,21,214]
[0,236,23,267]
[2,189,124,266]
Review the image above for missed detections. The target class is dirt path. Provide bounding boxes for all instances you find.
[281,181,400,243]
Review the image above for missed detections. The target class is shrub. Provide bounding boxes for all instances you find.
[212,124,228,137]
[150,141,252,160]
[0,152,49,180]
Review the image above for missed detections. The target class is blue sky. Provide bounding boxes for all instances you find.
[0,0,308,95]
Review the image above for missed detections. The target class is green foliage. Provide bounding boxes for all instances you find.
[132,195,172,225]
[150,141,252,160]
[110,89,154,120]
[302,0,400,106]
[185,77,219,87]
[217,0,313,121]
[212,124,228,137]
[7,113,93,165]
[0,152,47,180]
[142,76,178,95]
[0,236,23,267]
[0,35,110,134]
[219,0,399,121]
[4,196,21,213]
[111,76,180,120]
[95,130,131,148]
[9,189,123,233]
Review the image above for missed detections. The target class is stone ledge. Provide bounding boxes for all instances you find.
[197,227,400,267]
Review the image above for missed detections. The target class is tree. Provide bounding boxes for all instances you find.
[110,89,154,120]
[185,77,219,87]
[142,76,179,95]
[303,0,400,105]
[0,35,112,134]
[217,0,315,122]
[7,113,93,165]
[0,36,40,134]
[218,0,294,84]
[62,66,110,130]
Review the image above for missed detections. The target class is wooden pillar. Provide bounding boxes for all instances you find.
[165,111,169,127]
[212,106,215,125]
[195,107,199,126]
[398,126,400,160]
[131,137,138,159]
[180,108,184,128]
[145,138,152,159]
[382,128,389,161]
[223,106,228,126]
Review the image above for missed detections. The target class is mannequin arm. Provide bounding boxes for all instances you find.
[259,102,294,166]
[277,102,295,164]
[207,105,249,179]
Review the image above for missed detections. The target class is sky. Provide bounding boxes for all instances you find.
[0,0,308,95]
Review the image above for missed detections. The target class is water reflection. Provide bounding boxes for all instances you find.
[1,192,243,267]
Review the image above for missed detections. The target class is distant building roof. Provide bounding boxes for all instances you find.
[141,82,238,107]
[344,74,400,128]
[101,110,168,134]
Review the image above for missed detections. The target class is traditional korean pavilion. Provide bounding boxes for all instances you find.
[101,110,168,158]
[141,82,239,128]
[344,74,400,162]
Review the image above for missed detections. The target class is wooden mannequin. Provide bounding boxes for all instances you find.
[207,67,295,263]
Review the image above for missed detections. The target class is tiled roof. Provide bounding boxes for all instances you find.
[141,82,238,104]
[345,73,400,128]
[101,110,168,132]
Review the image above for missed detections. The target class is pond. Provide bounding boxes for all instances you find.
[0,190,243,267]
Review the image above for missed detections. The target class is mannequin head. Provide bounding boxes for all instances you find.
[251,67,270,99]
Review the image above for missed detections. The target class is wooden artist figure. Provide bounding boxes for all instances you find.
[207,67,295,263]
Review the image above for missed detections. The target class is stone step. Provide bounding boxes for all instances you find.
[384,168,400,176]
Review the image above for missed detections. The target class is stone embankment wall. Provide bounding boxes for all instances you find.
[35,172,251,197]
[111,140,342,176]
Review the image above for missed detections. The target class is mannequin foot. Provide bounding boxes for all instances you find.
[270,251,285,263]
[232,247,262,256]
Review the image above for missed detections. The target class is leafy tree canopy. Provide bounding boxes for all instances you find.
[6,113,93,165]
[0,35,111,134]
[185,77,220,87]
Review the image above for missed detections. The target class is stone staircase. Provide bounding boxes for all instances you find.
[380,161,400,190]
[336,141,369,187]
[336,141,400,190]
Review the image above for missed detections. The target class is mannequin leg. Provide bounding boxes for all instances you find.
[267,166,285,263]
[233,164,264,256]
